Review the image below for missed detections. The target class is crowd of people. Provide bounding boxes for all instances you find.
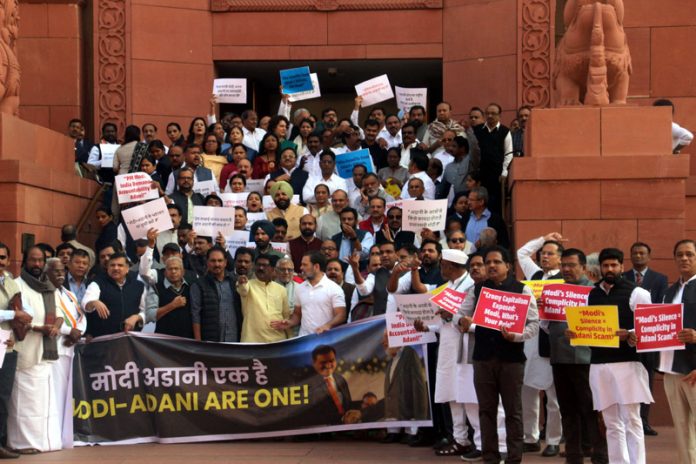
[0,94,694,463]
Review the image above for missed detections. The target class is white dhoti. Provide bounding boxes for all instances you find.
[50,354,74,449]
[8,362,62,452]
[590,362,653,464]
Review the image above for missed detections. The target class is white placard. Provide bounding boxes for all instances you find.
[226,230,250,256]
[99,143,119,169]
[247,212,268,225]
[401,199,448,232]
[0,329,9,368]
[385,200,403,211]
[395,86,427,111]
[355,74,394,107]
[288,73,322,103]
[192,206,235,237]
[394,293,441,325]
[193,180,217,196]
[245,179,265,194]
[121,198,174,240]
[386,311,437,348]
[115,172,159,204]
[220,192,250,208]
[245,241,290,256]
[213,78,247,104]
[262,195,300,213]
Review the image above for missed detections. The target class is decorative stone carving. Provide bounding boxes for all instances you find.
[95,0,127,134]
[519,0,552,108]
[553,0,631,106]
[0,0,20,115]
[210,0,442,12]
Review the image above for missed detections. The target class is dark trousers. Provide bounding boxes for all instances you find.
[474,359,524,464]
[0,351,17,447]
[552,363,608,464]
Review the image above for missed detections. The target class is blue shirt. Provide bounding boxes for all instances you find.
[465,209,491,251]
[67,273,88,306]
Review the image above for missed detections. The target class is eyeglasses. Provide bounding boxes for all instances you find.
[387,215,402,220]
[449,238,466,244]
[277,268,293,273]
[0,255,7,259]
[321,247,337,252]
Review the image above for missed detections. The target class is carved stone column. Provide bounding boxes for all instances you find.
[517,0,554,108]
[93,0,128,135]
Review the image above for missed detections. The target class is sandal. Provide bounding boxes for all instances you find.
[435,442,470,456]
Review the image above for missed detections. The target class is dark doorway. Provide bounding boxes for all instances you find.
[214,59,443,123]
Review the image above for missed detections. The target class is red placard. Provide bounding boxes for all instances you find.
[430,288,467,315]
[472,287,532,334]
[634,304,685,353]
[539,283,592,321]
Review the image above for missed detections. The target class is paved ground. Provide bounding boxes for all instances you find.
[17,426,678,463]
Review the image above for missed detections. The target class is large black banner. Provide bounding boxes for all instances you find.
[72,316,432,444]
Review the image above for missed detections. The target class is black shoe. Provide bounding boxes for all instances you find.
[643,425,658,436]
[380,433,401,444]
[0,447,19,459]
[433,436,451,450]
[460,448,483,462]
[541,444,560,457]
[408,433,435,447]
[523,441,541,453]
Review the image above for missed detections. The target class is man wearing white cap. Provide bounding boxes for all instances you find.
[415,250,505,460]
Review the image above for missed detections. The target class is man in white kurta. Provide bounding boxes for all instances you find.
[9,247,63,453]
[46,258,86,449]
[516,233,563,456]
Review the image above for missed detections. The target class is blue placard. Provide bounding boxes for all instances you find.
[279,66,313,94]
[335,149,374,179]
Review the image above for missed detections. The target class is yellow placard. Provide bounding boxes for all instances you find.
[521,279,564,300]
[430,283,448,296]
[565,305,620,348]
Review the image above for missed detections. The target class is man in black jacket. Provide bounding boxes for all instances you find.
[455,246,539,463]
[190,246,242,342]
[622,241,669,436]
[660,239,696,464]
[576,248,652,464]
[168,167,204,224]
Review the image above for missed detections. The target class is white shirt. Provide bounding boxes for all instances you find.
[379,128,402,149]
[516,236,561,280]
[296,274,346,336]
[55,288,87,357]
[399,141,418,169]
[672,121,693,151]
[659,273,696,374]
[401,171,436,200]
[302,174,348,204]
[164,164,221,196]
[354,268,410,314]
[242,126,266,153]
[484,122,514,177]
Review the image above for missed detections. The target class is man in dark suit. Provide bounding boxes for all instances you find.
[331,207,373,262]
[381,334,429,444]
[374,206,416,251]
[168,167,204,225]
[660,239,696,464]
[622,241,669,436]
[308,345,352,425]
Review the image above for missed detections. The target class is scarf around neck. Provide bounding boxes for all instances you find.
[20,268,58,361]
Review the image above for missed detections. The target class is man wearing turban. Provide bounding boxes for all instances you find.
[266,181,309,241]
